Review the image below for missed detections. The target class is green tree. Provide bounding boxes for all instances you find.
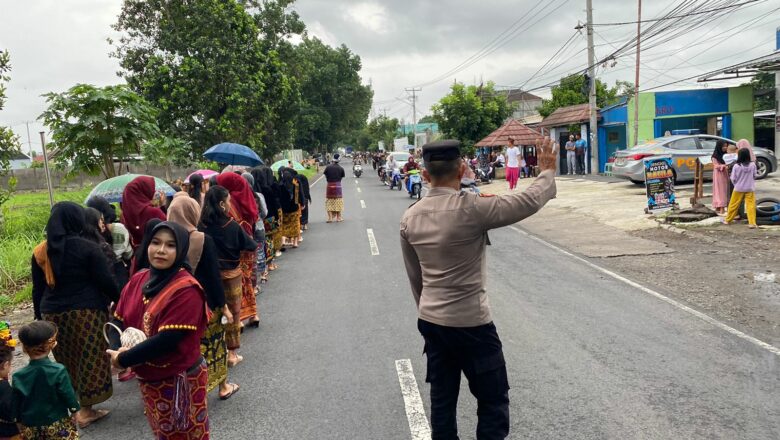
[743,72,775,110]
[538,75,629,117]
[432,82,511,149]
[367,115,399,149]
[0,50,21,219]
[293,37,373,151]
[40,84,161,178]
[418,115,436,124]
[111,0,302,158]
[141,136,192,180]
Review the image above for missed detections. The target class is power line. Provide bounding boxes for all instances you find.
[592,0,762,26]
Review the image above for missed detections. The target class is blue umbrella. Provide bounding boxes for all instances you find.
[203,142,264,167]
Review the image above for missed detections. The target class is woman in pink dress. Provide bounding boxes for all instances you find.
[711,140,729,215]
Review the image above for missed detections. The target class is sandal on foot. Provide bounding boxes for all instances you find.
[219,383,240,400]
[228,355,244,368]
[77,409,110,429]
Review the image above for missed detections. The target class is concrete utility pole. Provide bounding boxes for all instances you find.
[39,132,54,208]
[25,121,33,157]
[405,87,421,150]
[633,0,642,148]
[586,0,598,174]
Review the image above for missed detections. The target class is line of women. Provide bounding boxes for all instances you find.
[29,165,310,439]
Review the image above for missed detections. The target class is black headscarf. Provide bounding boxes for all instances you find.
[142,221,191,299]
[133,218,163,274]
[712,140,727,164]
[86,196,117,223]
[45,202,86,279]
[252,167,280,217]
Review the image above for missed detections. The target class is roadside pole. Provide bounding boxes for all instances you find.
[633,0,642,148]
[586,0,599,174]
[39,132,54,208]
[406,87,421,152]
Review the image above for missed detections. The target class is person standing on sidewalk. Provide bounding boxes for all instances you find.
[565,135,576,175]
[724,148,758,228]
[400,138,558,440]
[574,133,587,175]
[505,137,521,190]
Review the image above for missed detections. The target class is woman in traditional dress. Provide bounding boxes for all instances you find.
[199,186,257,367]
[711,140,729,215]
[242,172,268,292]
[264,167,284,261]
[297,171,312,232]
[278,168,302,248]
[167,194,240,400]
[324,155,346,222]
[251,168,278,280]
[121,176,166,250]
[31,202,118,428]
[107,222,210,439]
[216,173,260,329]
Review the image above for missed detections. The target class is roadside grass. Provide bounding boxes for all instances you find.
[299,167,317,180]
[0,187,93,312]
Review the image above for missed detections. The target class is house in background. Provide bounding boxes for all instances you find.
[9,151,31,169]
[500,89,543,120]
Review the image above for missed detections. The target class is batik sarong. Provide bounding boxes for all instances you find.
[325,182,344,212]
[139,360,209,440]
[271,210,283,253]
[200,309,227,393]
[281,210,301,239]
[238,251,257,322]
[43,309,112,406]
[220,271,242,350]
[19,417,79,440]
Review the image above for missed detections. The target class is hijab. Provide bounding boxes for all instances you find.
[121,176,166,247]
[736,139,756,163]
[33,202,85,287]
[252,167,280,217]
[166,194,205,272]
[132,218,163,274]
[142,221,191,298]
[216,172,258,235]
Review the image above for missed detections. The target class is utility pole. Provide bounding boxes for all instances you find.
[586,0,598,174]
[405,87,421,150]
[25,121,34,157]
[39,132,54,207]
[633,0,642,148]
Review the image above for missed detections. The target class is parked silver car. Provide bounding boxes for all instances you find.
[611,135,777,183]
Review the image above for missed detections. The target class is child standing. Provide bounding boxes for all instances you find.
[725,148,758,229]
[12,321,80,439]
[0,322,20,440]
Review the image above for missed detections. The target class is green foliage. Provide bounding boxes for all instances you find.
[293,37,373,151]
[0,49,21,214]
[0,186,93,310]
[39,84,161,178]
[112,0,303,158]
[743,72,775,111]
[432,82,511,150]
[142,136,192,168]
[193,160,221,172]
[538,75,630,117]
[418,115,436,124]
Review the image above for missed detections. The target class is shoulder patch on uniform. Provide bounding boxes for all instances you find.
[407,199,421,209]
[478,193,496,197]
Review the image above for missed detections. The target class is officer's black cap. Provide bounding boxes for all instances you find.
[422,140,461,162]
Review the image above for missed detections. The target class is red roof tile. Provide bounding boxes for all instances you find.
[539,103,599,127]
[475,119,542,147]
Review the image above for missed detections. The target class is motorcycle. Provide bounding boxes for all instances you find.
[389,167,403,190]
[474,164,493,183]
[353,164,363,178]
[460,178,480,194]
[406,169,422,199]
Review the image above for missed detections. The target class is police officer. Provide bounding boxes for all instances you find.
[400,137,558,439]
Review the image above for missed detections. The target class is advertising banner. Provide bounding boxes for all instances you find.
[644,155,677,213]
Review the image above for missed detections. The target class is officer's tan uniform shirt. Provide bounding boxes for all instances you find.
[400,170,557,327]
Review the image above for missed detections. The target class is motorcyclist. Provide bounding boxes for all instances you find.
[402,157,420,190]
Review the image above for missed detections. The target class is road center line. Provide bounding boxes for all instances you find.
[357,187,362,193]
[311,175,325,187]
[509,226,780,357]
[355,179,359,185]
[366,228,380,255]
[395,359,432,440]
[360,200,366,209]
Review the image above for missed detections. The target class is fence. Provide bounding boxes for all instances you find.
[4,164,194,192]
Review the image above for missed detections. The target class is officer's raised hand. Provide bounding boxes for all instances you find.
[536,137,558,172]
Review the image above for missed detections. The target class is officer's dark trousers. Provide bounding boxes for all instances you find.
[418,319,510,440]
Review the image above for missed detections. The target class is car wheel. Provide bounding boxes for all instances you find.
[756,158,770,180]
[630,179,644,185]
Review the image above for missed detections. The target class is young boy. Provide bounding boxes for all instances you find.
[12,321,80,439]
[0,321,20,440]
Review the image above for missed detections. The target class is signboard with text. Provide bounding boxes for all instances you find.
[644,155,677,213]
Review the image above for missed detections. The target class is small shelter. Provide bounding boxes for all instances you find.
[540,103,600,175]
[476,119,541,148]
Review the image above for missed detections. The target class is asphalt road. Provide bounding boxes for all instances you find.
[84,160,779,439]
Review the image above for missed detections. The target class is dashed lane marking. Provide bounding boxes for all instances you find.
[357,187,362,193]
[360,200,366,209]
[509,226,780,357]
[395,359,432,440]
[312,175,325,187]
[366,228,379,255]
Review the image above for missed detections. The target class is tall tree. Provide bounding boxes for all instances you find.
[40,84,161,178]
[432,82,511,149]
[743,72,775,111]
[0,50,21,220]
[293,37,373,152]
[538,75,630,117]
[111,0,302,157]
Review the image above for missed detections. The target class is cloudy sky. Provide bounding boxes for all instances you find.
[2,0,778,153]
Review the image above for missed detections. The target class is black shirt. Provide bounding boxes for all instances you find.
[193,235,226,310]
[31,236,120,319]
[0,379,19,436]
[199,219,257,271]
[324,164,345,183]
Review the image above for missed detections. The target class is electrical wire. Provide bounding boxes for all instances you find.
[592,0,762,26]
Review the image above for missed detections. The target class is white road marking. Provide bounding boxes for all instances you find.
[510,226,780,357]
[360,200,366,209]
[357,187,362,193]
[395,359,432,440]
[366,228,379,255]
[311,175,325,187]
[355,179,359,185]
